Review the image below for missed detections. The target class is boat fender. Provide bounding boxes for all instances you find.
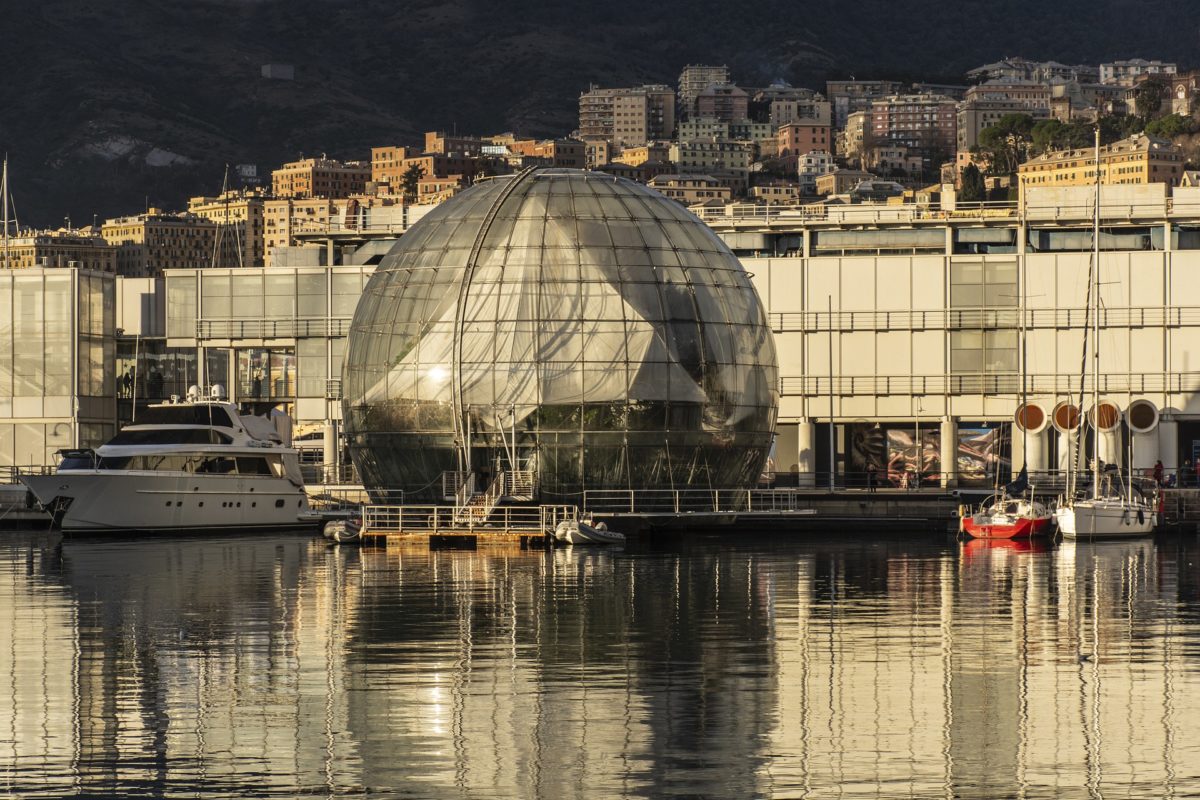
[1137,508,1145,526]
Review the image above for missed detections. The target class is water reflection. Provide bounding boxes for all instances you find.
[0,530,1198,798]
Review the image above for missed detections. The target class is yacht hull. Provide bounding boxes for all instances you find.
[1054,500,1155,539]
[21,472,311,533]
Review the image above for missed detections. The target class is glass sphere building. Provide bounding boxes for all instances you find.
[342,169,778,500]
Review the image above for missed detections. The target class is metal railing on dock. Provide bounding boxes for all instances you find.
[363,504,576,535]
[583,489,807,515]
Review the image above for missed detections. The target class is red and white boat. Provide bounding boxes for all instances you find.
[960,495,1053,539]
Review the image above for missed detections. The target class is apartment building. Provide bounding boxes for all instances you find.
[825,80,903,128]
[967,58,1099,85]
[612,143,672,167]
[1100,59,1177,86]
[424,131,484,156]
[508,139,586,169]
[694,85,749,123]
[869,95,958,163]
[837,111,870,163]
[578,85,675,147]
[646,174,732,204]
[678,64,730,119]
[751,183,804,204]
[797,151,836,194]
[778,122,834,159]
[815,168,876,196]
[1018,134,1185,198]
[1,231,116,272]
[370,146,414,188]
[100,211,216,277]
[186,189,267,268]
[769,96,833,128]
[264,198,337,257]
[956,81,1052,150]
[668,139,754,175]
[272,158,370,199]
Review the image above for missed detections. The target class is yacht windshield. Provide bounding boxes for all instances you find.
[109,428,233,446]
[135,406,235,428]
[61,454,276,474]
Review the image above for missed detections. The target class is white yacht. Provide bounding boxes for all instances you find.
[21,386,311,533]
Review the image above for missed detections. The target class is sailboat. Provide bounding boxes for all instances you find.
[960,246,1052,539]
[1053,129,1156,539]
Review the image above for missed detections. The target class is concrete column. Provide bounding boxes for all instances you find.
[796,420,816,488]
[1099,430,1122,468]
[1023,429,1047,474]
[1131,432,1160,473]
[939,418,957,488]
[323,420,338,484]
[774,423,799,474]
[1159,413,1179,472]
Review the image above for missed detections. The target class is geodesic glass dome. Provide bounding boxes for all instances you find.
[342,168,778,501]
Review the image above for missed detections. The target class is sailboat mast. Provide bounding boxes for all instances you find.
[2,157,9,269]
[1092,126,1101,499]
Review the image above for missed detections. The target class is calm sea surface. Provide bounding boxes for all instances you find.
[1,528,1199,798]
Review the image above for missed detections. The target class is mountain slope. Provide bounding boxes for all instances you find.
[0,0,1191,224]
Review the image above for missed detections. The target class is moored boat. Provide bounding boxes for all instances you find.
[554,516,626,545]
[20,386,311,533]
[961,495,1053,539]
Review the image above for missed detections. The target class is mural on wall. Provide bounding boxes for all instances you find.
[886,429,940,487]
[848,423,1010,487]
[958,426,1009,486]
[848,423,886,486]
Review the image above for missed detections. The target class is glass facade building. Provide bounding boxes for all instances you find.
[343,169,779,499]
[0,269,116,469]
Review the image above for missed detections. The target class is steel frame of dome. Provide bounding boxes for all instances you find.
[342,168,778,501]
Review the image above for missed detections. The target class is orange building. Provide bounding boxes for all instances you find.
[272,158,370,199]
[777,122,833,158]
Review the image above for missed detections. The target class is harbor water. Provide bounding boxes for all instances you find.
[1,529,1199,798]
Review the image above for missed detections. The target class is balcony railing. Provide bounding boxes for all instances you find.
[781,372,1200,397]
[769,305,1200,333]
[196,317,352,339]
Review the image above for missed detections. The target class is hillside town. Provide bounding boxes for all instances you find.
[3,56,1198,275]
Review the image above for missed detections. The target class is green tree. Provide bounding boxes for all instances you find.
[959,163,986,202]
[1146,113,1194,138]
[400,164,426,200]
[977,113,1035,175]
[1135,76,1168,120]
[1031,118,1066,155]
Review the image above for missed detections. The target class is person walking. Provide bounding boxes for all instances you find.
[1153,459,1164,487]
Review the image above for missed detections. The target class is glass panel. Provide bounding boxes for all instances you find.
[167,274,198,339]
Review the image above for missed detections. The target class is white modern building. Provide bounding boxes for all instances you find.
[700,183,1200,488]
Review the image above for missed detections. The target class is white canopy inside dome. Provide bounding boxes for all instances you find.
[361,257,707,428]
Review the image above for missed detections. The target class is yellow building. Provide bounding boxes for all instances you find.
[1,231,116,272]
[186,189,267,268]
[1018,134,1185,198]
[272,157,370,199]
[612,143,671,167]
[100,211,216,277]
[646,174,732,204]
[263,198,337,257]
